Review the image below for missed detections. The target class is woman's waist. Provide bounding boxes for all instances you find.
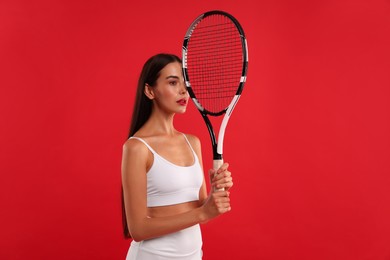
[147,200,200,218]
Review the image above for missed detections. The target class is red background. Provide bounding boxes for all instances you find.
[1,0,390,259]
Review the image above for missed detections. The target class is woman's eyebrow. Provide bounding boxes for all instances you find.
[165,75,180,80]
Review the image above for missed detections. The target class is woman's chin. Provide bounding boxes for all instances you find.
[176,107,187,114]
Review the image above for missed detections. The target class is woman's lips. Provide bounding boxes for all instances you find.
[176,98,187,106]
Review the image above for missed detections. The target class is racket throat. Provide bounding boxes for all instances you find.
[213,147,223,160]
[201,114,222,160]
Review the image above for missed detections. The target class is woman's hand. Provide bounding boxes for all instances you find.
[210,162,233,191]
[200,190,231,223]
[199,163,233,223]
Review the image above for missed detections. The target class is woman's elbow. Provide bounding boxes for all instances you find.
[131,234,143,242]
[129,227,146,242]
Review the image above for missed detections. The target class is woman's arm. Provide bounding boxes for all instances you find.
[121,139,230,242]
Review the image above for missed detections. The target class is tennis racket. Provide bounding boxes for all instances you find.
[182,10,248,191]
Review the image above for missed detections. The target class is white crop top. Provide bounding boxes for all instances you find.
[129,134,203,207]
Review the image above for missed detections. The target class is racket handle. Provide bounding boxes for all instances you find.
[212,159,225,192]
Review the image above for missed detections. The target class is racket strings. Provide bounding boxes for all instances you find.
[186,14,243,114]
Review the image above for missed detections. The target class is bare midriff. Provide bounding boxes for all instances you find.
[147,201,200,218]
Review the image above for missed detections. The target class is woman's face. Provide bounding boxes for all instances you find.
[150,62,189,114]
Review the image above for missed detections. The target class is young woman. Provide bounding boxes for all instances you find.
[121,53,233,259]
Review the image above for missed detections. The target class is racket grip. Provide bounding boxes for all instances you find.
[212,159,225,192]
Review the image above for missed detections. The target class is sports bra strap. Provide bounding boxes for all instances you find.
[129,137,157,154]
[130,134,195,157]
[181,133,196,155]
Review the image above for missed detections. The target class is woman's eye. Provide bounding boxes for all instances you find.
[169,81,177,86]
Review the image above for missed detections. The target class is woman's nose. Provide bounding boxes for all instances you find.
[180,83,188,94]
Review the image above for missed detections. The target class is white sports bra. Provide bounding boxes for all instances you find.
[129,134,203,207]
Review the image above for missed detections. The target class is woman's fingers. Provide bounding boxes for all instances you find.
[202,190,231,222]
[216,191,231,214]
[216,162,229,173]
[210,165,233,190]
[212,191,231,212]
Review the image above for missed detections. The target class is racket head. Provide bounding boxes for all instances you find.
[182,10,248,116]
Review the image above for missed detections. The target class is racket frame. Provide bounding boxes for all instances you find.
[182,10,248,189]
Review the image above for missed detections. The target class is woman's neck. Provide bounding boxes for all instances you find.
[142,109,177,136]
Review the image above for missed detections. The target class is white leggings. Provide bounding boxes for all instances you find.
[126,224,202,260]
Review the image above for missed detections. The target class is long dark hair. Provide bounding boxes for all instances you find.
[122,53,182,239]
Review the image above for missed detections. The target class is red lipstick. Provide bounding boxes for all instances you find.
[176,98,187,106]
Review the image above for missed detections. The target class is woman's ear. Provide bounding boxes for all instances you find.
[144,84,155,100]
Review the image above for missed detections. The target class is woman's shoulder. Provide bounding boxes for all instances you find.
[122,136,150,155]
[182,133,201,149]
